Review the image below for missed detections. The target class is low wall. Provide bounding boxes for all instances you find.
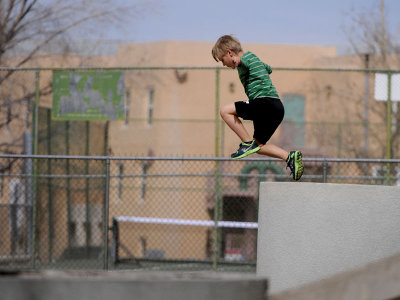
[0,270,268,300]
[257,182,400,295]
[269,251,400,300]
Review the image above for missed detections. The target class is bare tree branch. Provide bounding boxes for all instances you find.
[342,0,400,166]
[0,0,152,172]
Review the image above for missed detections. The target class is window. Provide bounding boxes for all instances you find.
[282,94,305,147]
[147,86,155,126]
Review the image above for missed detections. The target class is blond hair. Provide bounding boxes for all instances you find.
[212,35,242,62]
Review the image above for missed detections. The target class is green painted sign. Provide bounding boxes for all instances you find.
[52,71,124,120]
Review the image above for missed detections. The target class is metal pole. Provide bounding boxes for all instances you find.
[337,122,342,158]
[336,123,342,183]
[66,121,72,251]
[103,157,111,270]
[323,159,328,183]
[215,68,221,158]
[213,68,221,270]
[85,121,90,257]
[33,70,39,156]
[31,70,40,268]
[103,121,110,268]
[213,167,221,271]
[385,72,392,185]
[363,54,370,154]
[46,109,54,262]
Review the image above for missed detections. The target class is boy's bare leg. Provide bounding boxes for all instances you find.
[220,103,289,161]
[220,103,252,142]
[256,143,289,161]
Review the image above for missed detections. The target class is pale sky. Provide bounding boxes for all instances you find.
[102,0,400,54]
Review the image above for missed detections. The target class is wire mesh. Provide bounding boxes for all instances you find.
[2,67,400,160]
[1,66,400,272]
[1,155,399,272]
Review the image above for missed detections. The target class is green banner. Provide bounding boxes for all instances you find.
[52,71,125,120]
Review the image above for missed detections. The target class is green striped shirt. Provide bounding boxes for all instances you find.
[237,51,279,100]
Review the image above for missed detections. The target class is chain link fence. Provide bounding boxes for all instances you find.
[1,65,400,273]
[1,155,399,272]
[1,67,400,160]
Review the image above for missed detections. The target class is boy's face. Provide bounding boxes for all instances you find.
[219,49,241,69]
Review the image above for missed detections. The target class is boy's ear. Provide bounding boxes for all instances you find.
[226,49,234,56]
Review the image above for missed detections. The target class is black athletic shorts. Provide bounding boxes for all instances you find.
[234,97,284,144]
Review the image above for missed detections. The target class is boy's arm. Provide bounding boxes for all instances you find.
[264,63,273,74]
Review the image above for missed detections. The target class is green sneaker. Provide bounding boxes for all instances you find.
[231,140,260,159]
[286,151,303,181]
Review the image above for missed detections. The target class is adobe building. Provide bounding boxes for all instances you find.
[108,41,337,158]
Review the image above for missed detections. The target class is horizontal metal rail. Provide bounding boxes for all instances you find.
[2,154,400,163]
[1,66,400,73]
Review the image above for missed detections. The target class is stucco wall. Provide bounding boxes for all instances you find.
[257,182,400,294]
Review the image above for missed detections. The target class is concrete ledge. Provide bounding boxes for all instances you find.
[257,182,400,295]
[269,251,400,300]
[0,270,268,300]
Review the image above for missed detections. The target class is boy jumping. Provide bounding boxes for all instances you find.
[212,35,303,181]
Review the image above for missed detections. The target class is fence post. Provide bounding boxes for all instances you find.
[213,69,222,271]
[30,70,40,268]
[385,72,392,185]
[323,159,328,183]
[85,121,90,257]
[215,68,220,158]
[46,110,54,262]
[110,218,119,265]
[32,70,40,157]
[213,162,222,271]
[103,157,111,270]
[65,122,72,252]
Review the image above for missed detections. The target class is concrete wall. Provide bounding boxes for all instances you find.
[269,251,400,300]
[257,182,400,294]
[0,271,268,300]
